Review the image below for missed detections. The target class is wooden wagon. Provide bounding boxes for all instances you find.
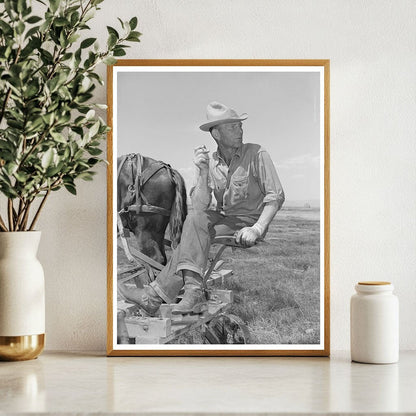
[117,234,251,345]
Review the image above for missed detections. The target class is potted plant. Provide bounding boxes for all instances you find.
[0,0,140,360]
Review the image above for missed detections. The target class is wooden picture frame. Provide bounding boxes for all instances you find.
[107,60,330,356]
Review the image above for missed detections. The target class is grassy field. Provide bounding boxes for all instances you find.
[118,207,321,345]
[174,207,321,345]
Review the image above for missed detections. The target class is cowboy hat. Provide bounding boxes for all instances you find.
[199,101,248,132]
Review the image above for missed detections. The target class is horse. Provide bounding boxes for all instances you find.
[117,153,187,267]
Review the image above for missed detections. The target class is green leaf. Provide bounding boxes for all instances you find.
[57,85,71,100]
[26,15,42,24]
[54,17,69,27]
[103,56,117,65]
[107,33,117,49]
[72,126,84,136]
[73,149,83,160]
[50,131,67,143]
[68,33,80,44]
[16,21,25,35]
[49,76,60,92]
[78,171,94,181]
[42,112,54,125]
[87,147,102,156]
[64,183,77,195]
[80,76,92,92]
[4,0,16,20]
[89,121,100,138]
[126,31,141,42]
[129,17,138,30]
[106,26,119,39]
[77,160,90,169]
[88,72,103,85]
[14,171,28,183]
[63,147,70,159]
[16,0,25,13]
[117,17,125,29]
[23,6,32,17]
[0,20,13,35]
[0,183,18,198]
[87,157,100,166]
[7,119,24,129]
[61,52,72,61]
[41,148,55,169]
[40,49,53,64]
[24,83,39,98]
[45,165,62,177]
[25,117,44,134]
[70,11,80,26]
[80,37,96,49]
[85,109,95,120]
[0,140,14,152]
[25,25,40,39]
[82,17,94,26]
[21,37,41,56]
[49,0,60,13]
[113,47,126,57]
[5,162,18,176]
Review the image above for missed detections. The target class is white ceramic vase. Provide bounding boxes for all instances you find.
[0,231,45,361]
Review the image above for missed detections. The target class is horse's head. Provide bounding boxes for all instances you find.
[127,211,169,265]
[117,155,187,267]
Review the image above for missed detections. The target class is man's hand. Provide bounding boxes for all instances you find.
[234,226,262,247]
[194,145,210,174]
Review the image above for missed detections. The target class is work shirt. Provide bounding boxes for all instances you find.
[192,143,285,218]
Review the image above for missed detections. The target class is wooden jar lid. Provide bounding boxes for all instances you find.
[358,281,391,285]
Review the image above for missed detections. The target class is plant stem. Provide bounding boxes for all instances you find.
[20,200,33,231]
[0,214,8,231]
[15,199,28,231]
[14,199,23,230]
[29,190,50,231]
[7,199,14,231]
[27,173,63,230]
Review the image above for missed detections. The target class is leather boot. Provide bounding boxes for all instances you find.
[172,272,205,315]
[118,283,163,316]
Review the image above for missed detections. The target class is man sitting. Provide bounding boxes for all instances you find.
[119,101,285,315]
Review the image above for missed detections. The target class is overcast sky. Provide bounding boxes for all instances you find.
[116,69,321,205]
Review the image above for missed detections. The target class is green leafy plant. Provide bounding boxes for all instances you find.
[0,0,140,231]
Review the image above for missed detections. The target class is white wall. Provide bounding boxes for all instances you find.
[38,0,416,351]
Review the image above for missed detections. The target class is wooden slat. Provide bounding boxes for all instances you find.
[206,270,233,286]
[213,260,225,271]
[125,317,171,338]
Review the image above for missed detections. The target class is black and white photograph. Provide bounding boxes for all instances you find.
[108,60,329,355]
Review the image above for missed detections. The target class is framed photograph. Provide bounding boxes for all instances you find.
[107,60,330,356]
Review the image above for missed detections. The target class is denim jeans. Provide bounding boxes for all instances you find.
[150,210,257,303]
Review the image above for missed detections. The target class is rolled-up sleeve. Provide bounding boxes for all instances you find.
[257,149,285,209]
[189,166,213,209]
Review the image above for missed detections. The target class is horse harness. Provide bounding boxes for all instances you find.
[118,153,174,218]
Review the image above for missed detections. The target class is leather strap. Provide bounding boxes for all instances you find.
[117,213,136,264]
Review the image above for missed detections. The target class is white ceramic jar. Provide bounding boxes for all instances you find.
[350,281,399,364]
